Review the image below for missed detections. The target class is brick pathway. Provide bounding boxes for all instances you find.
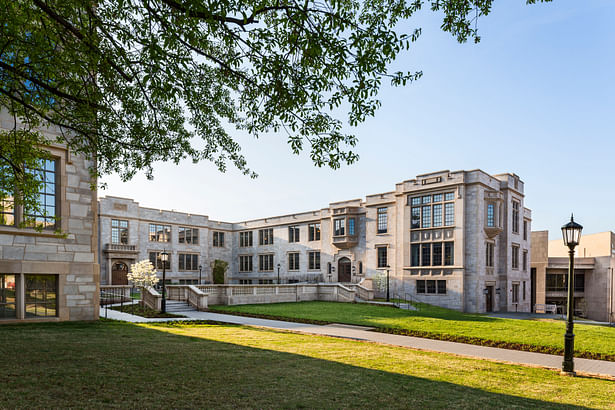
[100,307,615,379]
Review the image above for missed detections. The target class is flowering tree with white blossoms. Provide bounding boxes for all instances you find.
[127,260,159,290]
[373,273,388,293]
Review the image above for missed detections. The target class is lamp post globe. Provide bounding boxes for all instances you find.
[561,214,583,375]
[160,250,169,313]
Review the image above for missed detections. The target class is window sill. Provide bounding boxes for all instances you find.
[0,226,60,238]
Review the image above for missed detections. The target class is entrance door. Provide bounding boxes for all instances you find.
[112,262,129,285]
[338,258,351,283]
[486,286,494,312]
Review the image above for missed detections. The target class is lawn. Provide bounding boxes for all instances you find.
[211,301,615,360]
[0,320,613,408]
[110,304,187,318]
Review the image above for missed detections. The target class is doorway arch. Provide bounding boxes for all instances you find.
[338,257,351,283]
[112,262,129,285]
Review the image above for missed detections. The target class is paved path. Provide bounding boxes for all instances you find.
[100,307,615,379]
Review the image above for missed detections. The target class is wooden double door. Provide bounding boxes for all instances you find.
[338,258,351,283]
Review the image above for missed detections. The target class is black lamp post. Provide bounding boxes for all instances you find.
[561,214,583,375]
[160,250,169,313]
[277,263,281,285]
[386,265,391,302]
[198,264,202,285]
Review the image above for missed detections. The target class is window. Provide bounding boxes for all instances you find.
[239,279,251,285]
[348,218,355,235]
[0,188,15,226]
[213,231,225,247]
[523,281,526,301]
[239,255,253,272]
[433,193,443,203]
[486,242,494,267]
[421,244,431,266]
[377,207,388,233]
[288,252,300,270]
[512,245,519,269]
[288,226,300,243]
[411,207,420,229]
[512,201,520,233]
[444,192,454,201]
[25,275,58,318]
[111,219,128,244]
[178,227,199,245]
[308,251,321,270]
[149,251,170,270]
[421,206,431,228]
[258,254,274,271]
[259,228,274,245]
[149,224,171,242]
[23,159,58,229]
[411,244,420,267]
[432,243,442,266]
[523,220,528,241]
[178,254,199,271]
[258,279,274,284]
[546,273,585,292]
[0,274,16,319]
[523,250,528,271]
[487,204,495,227]
[410,197,421,206]
[417,279,447,294]
[444,242,454,265]
[240,231,253,247]
[432,204,442,227]
[512,283,519,304]
[359,262,363,274]
[444,203,454,226]
[334,218,345,236]
[377,247,388,268]
[422,195,431,204]
[308,223,321,241]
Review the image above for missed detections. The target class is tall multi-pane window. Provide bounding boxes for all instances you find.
[24,159,57,228]
[0,184,15,226]
[240,231,253,247]
[348,218,355,235]
[523,250,528,271]
[259,228,274,245]
[444,203,454,226]
[308,223,321,241]
[432,243,442,265]
[25,275,58,317]
[432,204,442,227]
[239,255,253,272]
[512,283,520,304]
[411,207,420,229]
[523,220,528,240]
[416,279,447,294]
[444,242,454,265]
[512,245,519,269]
[111,219,128,244]
[421,206,431,228]
[178,254,198,271]
[377,207,388,233]
[288,226,300,243]
[149,251,170,270]
[0,274,16,318]
[512,201,520,233]
[308,251,321,270]
[178,227,199,244]
[149,224,171,242]
[288,252,300,270]
[487,204,495,227]
[411,244,420,267]
[213,231,224,247]
[486,242,494,267]
[334,218,345,236]
[377,247,388,268]
[421,244,431,266]
[258,254,274,271]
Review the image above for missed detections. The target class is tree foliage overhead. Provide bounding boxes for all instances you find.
[0,0,550,223]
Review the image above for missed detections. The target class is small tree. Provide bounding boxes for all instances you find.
[127,260,159,306]
[373,273,388,293]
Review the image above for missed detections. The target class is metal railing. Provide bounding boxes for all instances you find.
[100,285,136,318]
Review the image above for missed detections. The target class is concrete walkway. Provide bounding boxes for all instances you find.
[100,307,615,379]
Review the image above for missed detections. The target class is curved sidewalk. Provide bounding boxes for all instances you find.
[101,307,615,379]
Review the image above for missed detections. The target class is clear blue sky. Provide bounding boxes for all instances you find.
[101,0,615,239]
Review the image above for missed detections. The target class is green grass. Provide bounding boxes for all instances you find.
[110,304,186,318]
[0,320,613,408]
[211,301,615,360]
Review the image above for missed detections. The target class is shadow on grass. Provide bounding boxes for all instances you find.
[0,320,593,409]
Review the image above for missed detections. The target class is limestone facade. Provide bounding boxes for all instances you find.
[0,112,99,323]
[99,169,530,313]
[531,230,615,322]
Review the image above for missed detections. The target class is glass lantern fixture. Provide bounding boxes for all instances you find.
[561,215,583,249]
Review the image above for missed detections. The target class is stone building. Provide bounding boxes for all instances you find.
[0,112,99,322]
[99,169,530,314]
[531,230,615,322]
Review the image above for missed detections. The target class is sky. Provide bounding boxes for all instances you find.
[100,0,615,239]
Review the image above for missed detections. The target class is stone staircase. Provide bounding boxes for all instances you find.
[165,300,196,313]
